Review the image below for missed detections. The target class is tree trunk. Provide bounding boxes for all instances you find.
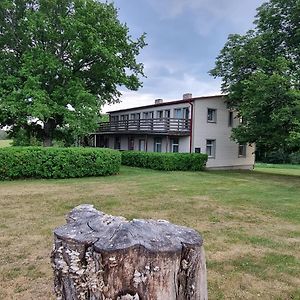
[43,119,56,147]
[51,205,208,300]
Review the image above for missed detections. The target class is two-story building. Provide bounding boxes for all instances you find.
[90,94,255,169]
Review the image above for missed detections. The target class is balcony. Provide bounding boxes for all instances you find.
[97,118,191,136]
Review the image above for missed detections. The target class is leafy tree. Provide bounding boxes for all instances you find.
[0,0,146,146]
[210,0,300,153]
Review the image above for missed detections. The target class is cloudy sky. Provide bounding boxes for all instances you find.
[103,0,265,112]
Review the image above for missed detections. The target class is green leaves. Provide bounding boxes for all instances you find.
[0,147,121,180]
[0,0,146,145]
[210,0,300,153]
[121,151,208,171]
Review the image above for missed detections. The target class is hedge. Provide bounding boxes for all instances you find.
[121,151,208,171]
[0,147,121,180]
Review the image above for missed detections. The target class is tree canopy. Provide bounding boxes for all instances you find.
[0,0,146,146]
[210,0,300,153]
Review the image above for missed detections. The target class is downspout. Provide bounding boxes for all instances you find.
[189,100,194,153]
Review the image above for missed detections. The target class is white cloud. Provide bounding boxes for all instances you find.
[102,72,221,113]
[146,0,264,35]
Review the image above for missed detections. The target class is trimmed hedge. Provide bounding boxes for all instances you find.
[121,151,208,171]
[0,147,121,180]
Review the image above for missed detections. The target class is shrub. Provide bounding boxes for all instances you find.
[121,151,208,171]
[289,152,300,164]
[0,147,121,180]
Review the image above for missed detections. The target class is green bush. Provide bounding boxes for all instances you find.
[289,152,300,164]
[121,151,208,171]
[0,147,121,180]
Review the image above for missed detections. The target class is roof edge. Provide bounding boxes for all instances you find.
[106,94,226,114]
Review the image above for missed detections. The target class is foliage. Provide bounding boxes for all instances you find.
[0,0,146,146]
[121,151,208,171]
[210,0,300,152]
[0,147,121,180]
[289,152,300,164]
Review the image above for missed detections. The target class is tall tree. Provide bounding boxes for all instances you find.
[210,0,300,153]
[0,0,146,146]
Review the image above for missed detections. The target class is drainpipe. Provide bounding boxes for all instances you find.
[189,101,194,153]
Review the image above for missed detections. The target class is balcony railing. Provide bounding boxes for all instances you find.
[98,118,191,135]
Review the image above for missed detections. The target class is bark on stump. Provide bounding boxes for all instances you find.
[51,204,207,300]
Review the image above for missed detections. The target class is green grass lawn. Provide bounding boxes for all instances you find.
[255,162,300,176]
[0,139,12,147]
[0,165,299,299]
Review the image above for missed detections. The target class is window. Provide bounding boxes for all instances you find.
[228,111,234,127]
[139,139,146,151]
[195,147,201,153]
[130,113,136,120]
[238,144,247,157]
[174,108,183,119]
[164,110,170,118]
[120,114,129,121]
[183,107,189,119]
[143,111,153,119]
[154,138,162,152]
[206,139,216,158]
[128,137,134,150]
[207,108,217,123]
[114,137,121,150]
[170,138,179,153]
[110,115,119,122]
[157,110,163,119]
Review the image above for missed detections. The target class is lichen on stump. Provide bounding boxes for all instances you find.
[51,204,207,300]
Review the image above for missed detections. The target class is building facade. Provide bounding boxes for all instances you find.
[91,94,255,169]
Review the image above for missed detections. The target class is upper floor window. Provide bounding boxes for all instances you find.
[207,108,217,123]
[174,108,183,119]
[206,139,216,158]
[228,111,234,127]
[130,113,136,120]
[143,111,153,119]
[157,110,163,119]
[120,114,129,121]
[164,110,170,118]
[110,115,119,122]
[238,144,247,157]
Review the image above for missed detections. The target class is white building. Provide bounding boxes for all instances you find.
[91,94,255,169]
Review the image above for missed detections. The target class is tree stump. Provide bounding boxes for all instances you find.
[51,204,207,300]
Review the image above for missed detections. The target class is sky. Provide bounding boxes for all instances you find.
[103,0,265,112]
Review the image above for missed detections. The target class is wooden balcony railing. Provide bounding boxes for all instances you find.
[98,118,191,135]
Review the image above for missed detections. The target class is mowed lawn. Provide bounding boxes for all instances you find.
[0,165,299,299]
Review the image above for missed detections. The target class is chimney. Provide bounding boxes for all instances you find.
[183,93,192,100]
[155,98,163,104]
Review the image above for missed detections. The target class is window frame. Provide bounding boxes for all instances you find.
[154,138,162,152]
[207,108,217,123]
[238,144,247,157]
[170,138,179,153]
[206,139,216,158]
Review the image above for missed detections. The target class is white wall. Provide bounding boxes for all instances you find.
[192,97,255,169]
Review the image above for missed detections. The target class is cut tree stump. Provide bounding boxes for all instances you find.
[51,204,207,300]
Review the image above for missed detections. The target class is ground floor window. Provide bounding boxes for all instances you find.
[206,139,216,158]
[128,137,134,151]
[114,137,121,150]
[170,138,179,152]
[139,139,146,151]
[154,138,162,152]
[238,144,247,157]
